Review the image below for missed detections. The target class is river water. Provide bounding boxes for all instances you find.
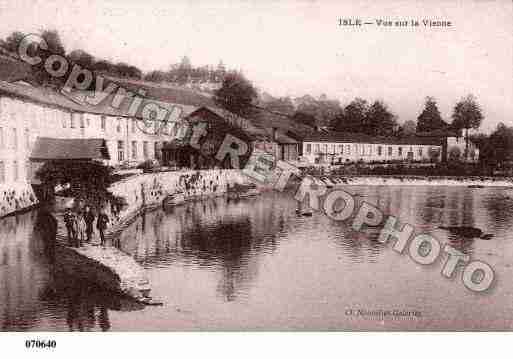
[2,185,513,331]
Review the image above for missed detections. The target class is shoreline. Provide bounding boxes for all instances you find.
[320,175,513,188]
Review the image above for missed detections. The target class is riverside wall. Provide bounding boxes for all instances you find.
[105,169,249,231]
[0,182,38,218]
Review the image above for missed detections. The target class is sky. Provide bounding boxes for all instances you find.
[0,0,511,132]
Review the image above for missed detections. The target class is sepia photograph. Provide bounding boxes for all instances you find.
[0,0,512,349]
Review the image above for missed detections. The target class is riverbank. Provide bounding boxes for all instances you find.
[320,175,513,188]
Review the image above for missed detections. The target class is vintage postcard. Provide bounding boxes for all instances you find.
[0,0,512,344]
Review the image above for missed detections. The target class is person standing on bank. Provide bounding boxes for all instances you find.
[96,209,110,247]
[76,211,87,247]
[84,205,95,243]
[63,207,77,247]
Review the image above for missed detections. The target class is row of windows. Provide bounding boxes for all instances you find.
[116,140,159,162]
[305,143,426,157]
[0,127,30,150]
[0,160,30,183]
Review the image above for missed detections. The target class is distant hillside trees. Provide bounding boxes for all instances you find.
[417,96,446,132]
[214,71,258,117]
[331,98,397,136]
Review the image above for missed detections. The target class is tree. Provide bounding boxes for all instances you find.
[401,120,417,136]
[214,71,258,117]
[144,70,167,82]
[331,98,368,133]
[417,96,446,132]
[68,49,95,68]
[35,160,122,210]
[0,31,26,53]
[31,29,67,86]
[263,97,295,115]
[176,56,192,84]
[292,111,317,128]
[365,100,397,136]
[482,123,513,169]
[451,94,483,160]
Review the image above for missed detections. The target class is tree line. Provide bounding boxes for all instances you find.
[0,30,230,87]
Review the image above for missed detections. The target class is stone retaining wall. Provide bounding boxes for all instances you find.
[105,169,249,231]
[0,182,38,218]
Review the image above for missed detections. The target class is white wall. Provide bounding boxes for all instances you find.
[0,94,179,215]
[302,141,441,164]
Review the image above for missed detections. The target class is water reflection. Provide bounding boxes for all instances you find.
[2,185,513,330]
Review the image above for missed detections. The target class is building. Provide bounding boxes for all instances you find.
[0,80,200,216]
[302,131,443,165]
[162,106,300,168]
[417,129,479,163]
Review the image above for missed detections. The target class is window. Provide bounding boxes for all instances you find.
[418,147,423,157]
[367,145,372,156]
[346,145,351,155]
[0,161,4,182]
[25,128,29,149]
[12,128,17,150]
[154,142,160,160]
[62,113,67,128]
[101,116,106,130]
[116,118,122,133]
[70,113,76,128]
[306,144,311,154]
[398,147,403,156]
[13,160,18,181]
[80,116,85,128]
[131,141,137,159]
[331,144,335,154]
[25,161,31,180]
[143,141,149,158]
[388,147,392,156]
[315,144,320,153]
[323,144,328,154]
[378,146,382,156]
[0,127,3,149]
[132,119,136,133]
[338,144,343,154]
[117,141,124,162]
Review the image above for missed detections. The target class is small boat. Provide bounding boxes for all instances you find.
[163,192,186,208]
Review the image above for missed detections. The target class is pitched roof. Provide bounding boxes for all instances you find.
[303,131,442,146]
[0,80,197,121]
[29,137,110,161]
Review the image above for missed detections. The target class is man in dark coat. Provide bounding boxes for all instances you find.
[63,207,77,247]
[96,209,110,247]
[83,205,95,243]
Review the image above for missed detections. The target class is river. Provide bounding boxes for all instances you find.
[2,185,513,330]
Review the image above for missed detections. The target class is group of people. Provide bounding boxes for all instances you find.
[63,205,110,247]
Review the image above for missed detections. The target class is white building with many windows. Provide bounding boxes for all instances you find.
[0,80,195,217]
[302,131,443,165]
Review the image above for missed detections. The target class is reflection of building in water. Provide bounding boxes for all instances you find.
[0,212,49,330]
